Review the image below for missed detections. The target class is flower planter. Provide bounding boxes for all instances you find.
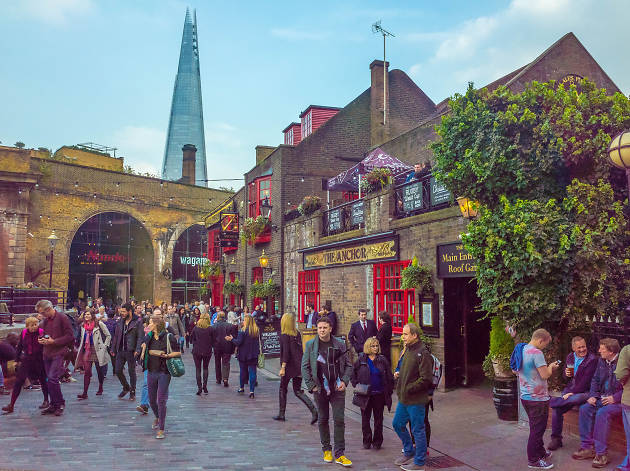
[493,377,518,421]
[491,359,515,379]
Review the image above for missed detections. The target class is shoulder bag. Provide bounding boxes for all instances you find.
[165,333,185,377]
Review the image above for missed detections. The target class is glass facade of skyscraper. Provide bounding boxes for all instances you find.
[162,9,207,186]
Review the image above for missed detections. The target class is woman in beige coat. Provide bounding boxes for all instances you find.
[75,310,111,399]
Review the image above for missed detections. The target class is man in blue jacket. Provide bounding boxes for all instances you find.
[548,336,598,450]
[572,338,623,468]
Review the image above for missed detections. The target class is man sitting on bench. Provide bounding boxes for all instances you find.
[572,338,623,468]
[548,336,597,450]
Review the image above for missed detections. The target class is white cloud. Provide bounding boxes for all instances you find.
[112,125,165,176]
[3,0,94,26]
[271,28,331,41]
[433,16,498,62]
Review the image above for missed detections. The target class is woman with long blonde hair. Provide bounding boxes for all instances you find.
[225,314,260,398]
[273,313,317,424]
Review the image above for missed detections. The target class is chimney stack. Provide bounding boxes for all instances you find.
[181,144,197,185]
[370,59,389,147]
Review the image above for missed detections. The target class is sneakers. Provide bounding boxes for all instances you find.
[335,455,352,467]
[118,388,130,399]
[53,407,64,416]
[400,463,424,471]
[592,454,610,468]
[152,418,159,429]
[155,430,165,439]
[223,380,229,388]
[129,390,136,401]
[528,459,553,469]
[547,437,562,451]
[41,405,57,415]
[323,451,333,463]
[136,405,148,415]
[572,448,596,460]
[394,454,415,466]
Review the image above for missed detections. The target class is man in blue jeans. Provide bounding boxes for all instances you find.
[548,336,598,450]
[572,338,622,468]
[615,335,630,471]
[392,323,433,471]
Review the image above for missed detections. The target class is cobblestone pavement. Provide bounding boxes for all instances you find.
[0,354,472,471]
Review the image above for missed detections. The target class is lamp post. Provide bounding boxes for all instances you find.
[47,231,59,288]
[260,199,273,219]
[456,197,479,219]
[259,249,270,270]
[608,130,630,202]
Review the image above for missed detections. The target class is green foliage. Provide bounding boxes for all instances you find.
[400,256,433,294]
[434,79,630,340]
[483,317,516,379]
[298,195,322,216]
[359,167,392,194]
[404,311,433,349]
[223,278,244,296]
[199,262,221,279]
[240,216,270,243]
[14,141,25,149]
[248,279,281,301]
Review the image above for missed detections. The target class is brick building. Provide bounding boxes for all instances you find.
[280,32,624,389]
[0,144,231,305]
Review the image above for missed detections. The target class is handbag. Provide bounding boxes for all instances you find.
[354,383,371,395]
[257,335,265,369]
[352,392,369,410]
[165,333,185,377]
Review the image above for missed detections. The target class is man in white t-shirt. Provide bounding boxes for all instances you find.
[517,328,560,470]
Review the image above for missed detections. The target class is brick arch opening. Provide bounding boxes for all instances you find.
[67,211,154,305]
[171,223,208,304]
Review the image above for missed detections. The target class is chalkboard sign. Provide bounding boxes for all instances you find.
[328,208,341,232]
[430,177,451,205]
[401,181,424,212]
[350,201,364,226]
[260,324,280,356]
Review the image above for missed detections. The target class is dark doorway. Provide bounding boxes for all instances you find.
[443,277,489,388]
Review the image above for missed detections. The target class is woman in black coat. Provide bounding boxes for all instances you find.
[225,314,259,398]
[376,311,392,366]
[272,313,317,424]
[191,313,213,395]
[351,336,394,450]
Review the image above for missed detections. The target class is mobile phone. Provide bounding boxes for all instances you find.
[555,360,561,365]
[43,335,50,339]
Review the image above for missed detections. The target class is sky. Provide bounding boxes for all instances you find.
[1,0,628,191]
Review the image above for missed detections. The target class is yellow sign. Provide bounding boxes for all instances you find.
[304,238,398,270]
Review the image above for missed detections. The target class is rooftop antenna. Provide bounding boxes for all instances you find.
[372,21,395,126]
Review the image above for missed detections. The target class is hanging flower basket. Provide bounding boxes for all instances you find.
[198,261,221,279]
[240,216,271,244]
[298,195,322,216]
[223,278,244,296]
[400,256,433,294]
[359,167,393,194]
[248,279,281,301]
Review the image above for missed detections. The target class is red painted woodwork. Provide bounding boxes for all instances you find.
[283,122,302,146]
[373,260,414,334]
[299,106,340,140]
[298,270,320,322]
[210,273,224,308]
[251,267,263,308]
[248,176,271,219]
[207,229,221,262]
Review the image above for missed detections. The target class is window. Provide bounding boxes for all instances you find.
[373,261,414,334]
[298,270,320,322]
[248,176,272,218]
[206,229,221,262]
[301,111,312,139]
[285,128,293,145]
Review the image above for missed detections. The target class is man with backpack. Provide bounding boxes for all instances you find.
[35,299,75,416]
[392,323,433,471]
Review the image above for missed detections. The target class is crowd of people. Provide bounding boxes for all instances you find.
[0,297,443,470]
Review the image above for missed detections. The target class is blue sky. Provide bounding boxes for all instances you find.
[1,0,628,190]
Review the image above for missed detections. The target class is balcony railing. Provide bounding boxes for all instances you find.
[394,175,453,219]
[322,199,365,237]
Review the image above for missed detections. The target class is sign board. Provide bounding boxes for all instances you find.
[260,324,280,356]
[328,208,341,232]
[436,242,476,278]
[350,201,365,226]
[401,181,424,212]
[430,177,451,206]
[303,235,399,270]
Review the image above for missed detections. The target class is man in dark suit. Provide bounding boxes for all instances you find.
[348,309,377,354]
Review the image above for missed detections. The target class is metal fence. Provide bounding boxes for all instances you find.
[393,176,452,219]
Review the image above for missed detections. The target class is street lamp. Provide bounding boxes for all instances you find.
[456,197,479,219]
[608,130,630,201]
[47,231,59,288]
[260,199,273,219]
[259,249,270,269]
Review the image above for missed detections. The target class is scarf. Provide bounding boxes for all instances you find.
[83,320,96,359]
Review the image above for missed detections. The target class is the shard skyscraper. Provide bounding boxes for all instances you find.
[162,8,207,186]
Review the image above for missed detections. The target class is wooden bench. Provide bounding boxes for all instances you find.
[547,405,626,452]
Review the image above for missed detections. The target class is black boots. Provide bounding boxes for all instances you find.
[78,374,90,399]
[273,387,287,421]
[296,390,318,425]
[203,370,209,395]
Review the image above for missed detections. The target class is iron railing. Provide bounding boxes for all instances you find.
[322,199,365,237]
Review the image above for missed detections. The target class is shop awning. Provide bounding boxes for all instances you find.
[326,147,413,192]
